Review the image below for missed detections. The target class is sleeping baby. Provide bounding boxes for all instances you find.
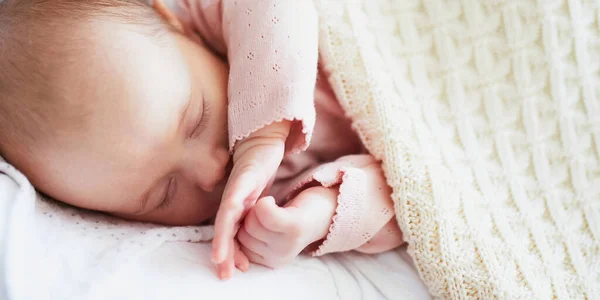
[0,0,405,280]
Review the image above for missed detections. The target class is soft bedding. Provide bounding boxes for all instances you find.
[0,0,433,298]
[314,0,600,298]
[0,159,430,300]
[3,0,600,299]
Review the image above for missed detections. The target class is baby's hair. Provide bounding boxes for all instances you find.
[0,0,169,158]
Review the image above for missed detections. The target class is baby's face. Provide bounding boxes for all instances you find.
[16,21,231,225]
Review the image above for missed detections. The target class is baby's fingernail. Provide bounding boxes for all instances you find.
[219,270,231,280]
[212,251,225,264]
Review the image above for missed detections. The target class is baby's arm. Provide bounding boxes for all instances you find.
[216,0,319,277]
[174,0,319,277]
[237,155,405,268]
[222,0,319,153]
[307,155,404,256]
[175,0,319,151]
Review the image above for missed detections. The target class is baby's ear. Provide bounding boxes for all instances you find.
[152,0,185,33]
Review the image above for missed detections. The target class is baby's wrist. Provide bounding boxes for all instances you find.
[232,120,291,163]
[291,186,339,245]
[248,120,292,142]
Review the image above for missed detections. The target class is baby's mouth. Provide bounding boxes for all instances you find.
[211,159,233,198]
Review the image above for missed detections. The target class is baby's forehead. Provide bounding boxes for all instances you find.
[0,0,194,208]
[0,0,194,165]
[61,21,189,104]
[5,21,191,164]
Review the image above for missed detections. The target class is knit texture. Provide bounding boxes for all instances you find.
[175,0,319,153]
[314,0,600,299]
[279,155,396,256]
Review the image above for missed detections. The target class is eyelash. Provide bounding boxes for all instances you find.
[157,176,176,211]
[158,98,211,210]
[190,98,211,138]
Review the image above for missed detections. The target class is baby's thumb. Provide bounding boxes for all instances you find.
[254,196,287,230]
[255,196,279,214]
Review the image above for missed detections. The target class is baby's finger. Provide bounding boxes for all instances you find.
[234,240,250,272]
[239,244,267,267]
[237,226,269,257]
[212,211,238,264]
[244,208,281,242]
[212,178,252,263]
[254,196,293,233]
[259,175,277,199]
[216,238,236,280]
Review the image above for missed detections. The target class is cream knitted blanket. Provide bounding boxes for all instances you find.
[314,0,600,298]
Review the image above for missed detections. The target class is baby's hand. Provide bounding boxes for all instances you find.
[213,121,291,279]
[237,187,338,269]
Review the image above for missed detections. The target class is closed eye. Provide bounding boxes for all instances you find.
[190,96,211,138]
[156,176,176,211]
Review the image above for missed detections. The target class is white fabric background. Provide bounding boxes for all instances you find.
[0,157,429,300]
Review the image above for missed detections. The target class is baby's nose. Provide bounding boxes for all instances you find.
[201,147,231,192]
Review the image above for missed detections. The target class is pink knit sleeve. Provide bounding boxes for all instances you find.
[175,0,319,153]
[284,155,403,256]
[222,1,318,153]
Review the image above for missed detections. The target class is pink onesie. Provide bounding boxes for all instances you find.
[175,0,403,255]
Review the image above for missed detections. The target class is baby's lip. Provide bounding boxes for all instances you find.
[212,160,232,196]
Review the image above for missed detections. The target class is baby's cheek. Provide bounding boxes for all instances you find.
[121,201,213,226]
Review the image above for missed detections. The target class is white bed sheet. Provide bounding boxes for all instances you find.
[85,243,428,300]
[1,160,430,300]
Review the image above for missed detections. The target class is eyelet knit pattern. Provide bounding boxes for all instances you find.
[315,0,600,298]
